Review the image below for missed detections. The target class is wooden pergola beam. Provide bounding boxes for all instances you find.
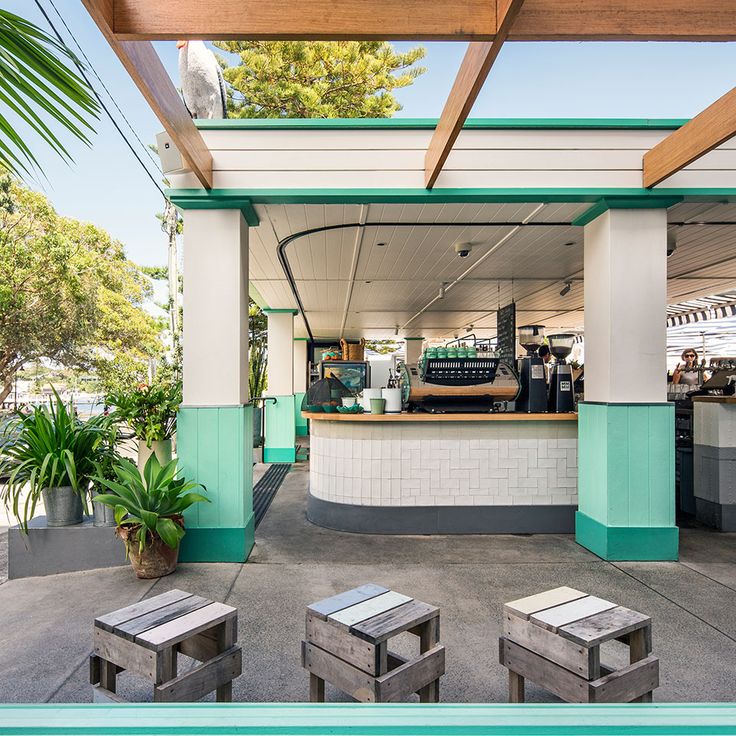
[643,86,736,188]
[110,0,736,41]
[81,0,213,189]
[424,0,524,189]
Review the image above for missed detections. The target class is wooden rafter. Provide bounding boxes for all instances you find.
[81,0,213,189]
[643,86,736,188]
[424,0,525,189]
[110,0,736,41]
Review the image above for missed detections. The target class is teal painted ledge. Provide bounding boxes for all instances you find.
[264,447,296,463]
[576,512,679,562]
[179,520,255,563]
[2,703,736,735]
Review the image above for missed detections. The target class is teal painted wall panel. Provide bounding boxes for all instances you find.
[177,405,253,530]
[265,394,296,454]
[295,392,308,436]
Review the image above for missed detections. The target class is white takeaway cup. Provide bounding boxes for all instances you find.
[360,388,382,412]
[382,388,402,414]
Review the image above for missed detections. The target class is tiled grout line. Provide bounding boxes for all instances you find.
[679,560,736,594]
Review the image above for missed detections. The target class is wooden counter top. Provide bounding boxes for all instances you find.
[692,395,736,404]
[302,411,577,422]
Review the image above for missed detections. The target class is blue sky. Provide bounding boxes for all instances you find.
[7,1,736,268]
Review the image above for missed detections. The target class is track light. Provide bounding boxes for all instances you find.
[438,282,446,299]
[560,281,572,297]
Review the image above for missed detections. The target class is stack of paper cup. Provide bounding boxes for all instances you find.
[382,388,402,414]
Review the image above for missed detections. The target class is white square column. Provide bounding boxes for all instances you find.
[293,339,308,393]
[577,208,677,561]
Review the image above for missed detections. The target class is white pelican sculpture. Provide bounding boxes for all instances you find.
[177,40,227,119]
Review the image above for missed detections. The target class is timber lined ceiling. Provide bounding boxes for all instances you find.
[248,201,736,340]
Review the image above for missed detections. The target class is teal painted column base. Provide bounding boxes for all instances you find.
[576,511,678,561]
[576,401,678,561]
[265,395,296,463]
[177,405,254,563]
[295,391,308,436]
[179,517,255,563]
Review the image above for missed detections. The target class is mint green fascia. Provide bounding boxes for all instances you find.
[167,187,736,207]
[264,395,296,463]
[177,405,254,563]
[571,197,683,227]
[576,402,677,561]
[195,117,689,130]
[168,192,260,226]
[263,308,298,315]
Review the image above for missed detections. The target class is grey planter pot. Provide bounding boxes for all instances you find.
[137,438,173,473]
[91,488,116,527]
[42,486,83,527]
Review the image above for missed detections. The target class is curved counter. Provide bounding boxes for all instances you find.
[304,412,578,535]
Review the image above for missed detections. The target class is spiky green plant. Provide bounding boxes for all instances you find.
[92,454,209,554]
[0,390,108,531]
[0,9,99,177]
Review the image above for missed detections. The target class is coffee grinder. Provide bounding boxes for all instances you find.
[547,333,576,413]
[516,325,547,413]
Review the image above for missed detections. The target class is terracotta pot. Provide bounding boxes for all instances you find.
[117,521,181,579]
[137,438,173,473]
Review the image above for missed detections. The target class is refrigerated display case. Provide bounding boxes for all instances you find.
[319,360,370,394]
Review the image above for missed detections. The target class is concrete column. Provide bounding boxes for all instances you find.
[404,337,425,365]
[576,209,677,560]
[293,338,309,437]
[264,309,298,463]
[177,209,254,562]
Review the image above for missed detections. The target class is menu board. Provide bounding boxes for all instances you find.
[496,302,516,364]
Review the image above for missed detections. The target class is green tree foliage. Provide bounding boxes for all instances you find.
[0,175,163,402]
[249,300,267,398]
[214,41,426,118]
[0,10,98,177]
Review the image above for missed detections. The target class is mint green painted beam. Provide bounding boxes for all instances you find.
[169,192,260,226]
[2,703,736,734]
[571,196,683,227]
[194,117,690,131]
[167,187,736,207]
[177,405,254,562]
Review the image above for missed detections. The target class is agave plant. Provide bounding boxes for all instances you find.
[0,9,98,177]
[92,454,209,554]
[0,390,109,531]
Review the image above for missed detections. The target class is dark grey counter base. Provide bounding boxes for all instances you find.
[695,498,736,532]
[307,493,576,535]
[8,517,127,579]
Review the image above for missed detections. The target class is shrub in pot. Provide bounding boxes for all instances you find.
[92,454,208,579]
[0,391,108,530]
[105,379,181,472]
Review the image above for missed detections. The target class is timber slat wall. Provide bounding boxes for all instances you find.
[1,704,735,733]
[166,127,736,191]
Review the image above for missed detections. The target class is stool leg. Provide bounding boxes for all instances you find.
[509,671,525,703]
[418,616,440,703]
[629,628,653,702]
[100,659,117,694]
[153,647,178,702]
[216,618,237,702]
[310,673,325,702]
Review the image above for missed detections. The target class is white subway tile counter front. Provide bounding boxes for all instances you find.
[304,412,578,534]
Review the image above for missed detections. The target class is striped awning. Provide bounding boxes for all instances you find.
[666,291,736,327]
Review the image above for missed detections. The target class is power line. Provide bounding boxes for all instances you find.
[33,0,166,199]
[44,0,163,177]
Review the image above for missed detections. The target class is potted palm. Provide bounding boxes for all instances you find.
[0,391,107,529]
[105,378,181,472]
[92,454,208,578]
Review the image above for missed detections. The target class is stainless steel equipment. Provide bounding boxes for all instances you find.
[399,355,520,413]
[547,333,576,413]
[516,325,547,413]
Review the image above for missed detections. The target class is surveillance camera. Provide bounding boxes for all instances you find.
[667,231,677,257]
[455,242,472,258]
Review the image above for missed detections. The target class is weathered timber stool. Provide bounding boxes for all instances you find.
[90,588,242,702]
[499,586,658,703]
[302,583,445,703]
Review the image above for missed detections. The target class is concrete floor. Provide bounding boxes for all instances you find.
[0,461,735,704]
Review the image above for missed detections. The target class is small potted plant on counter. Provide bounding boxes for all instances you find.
[105,377,181,472]
[92,454,209,578]
[0,391,107,529]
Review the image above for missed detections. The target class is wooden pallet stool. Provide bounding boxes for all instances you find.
[90,589,242,702]
[302,584,445,703]
[499,586,658,703]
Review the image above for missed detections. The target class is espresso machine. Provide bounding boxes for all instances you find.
[516,325,547,413]
[547,333,576,413]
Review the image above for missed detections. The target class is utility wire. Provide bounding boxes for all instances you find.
[34,0,166,199]
[45,0,163,176]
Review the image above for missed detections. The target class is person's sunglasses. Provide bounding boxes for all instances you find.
[684,353,695,358]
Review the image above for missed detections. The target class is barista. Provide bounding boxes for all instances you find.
[672,348,701,386]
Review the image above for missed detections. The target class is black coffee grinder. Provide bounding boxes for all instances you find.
[516,325,547,413]
[547,333,576,413]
